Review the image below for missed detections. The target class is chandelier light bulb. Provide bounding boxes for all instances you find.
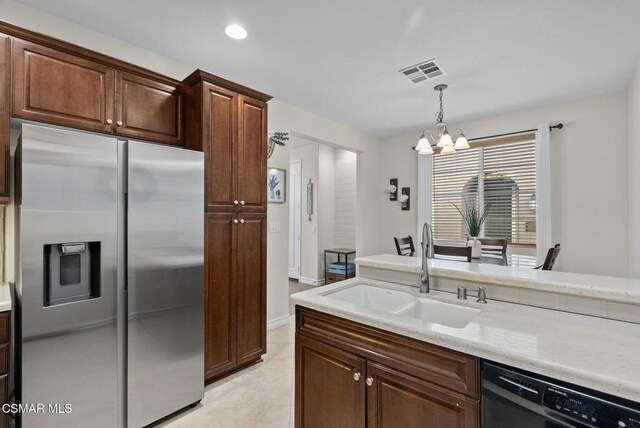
[440,145,456,155]
[454,133,470,150]
[416,135,430,151]
[437,129,453,148]
[419,144,434,155]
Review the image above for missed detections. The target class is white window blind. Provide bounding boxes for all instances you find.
[432,138,536,245]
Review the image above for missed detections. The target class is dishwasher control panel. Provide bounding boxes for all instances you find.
[543,385,640,427]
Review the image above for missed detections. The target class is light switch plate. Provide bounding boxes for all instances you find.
[268,222,281,233]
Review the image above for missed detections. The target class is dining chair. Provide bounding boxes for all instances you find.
[433,245,472,262]
[394,236,415,256]
[534,244,561,271]
[466,237,508,255]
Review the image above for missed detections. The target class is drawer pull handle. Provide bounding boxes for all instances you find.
[233,219,239,224]
[366,377,374,386]
[353,372,361,381]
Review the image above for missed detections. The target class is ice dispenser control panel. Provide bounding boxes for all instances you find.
[44,241,101,306]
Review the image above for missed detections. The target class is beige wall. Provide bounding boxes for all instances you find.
[318,144,335,275]
[629,70,640,279]
[333,149,357,248]
[378,92,630,277]
[0,0,382,326]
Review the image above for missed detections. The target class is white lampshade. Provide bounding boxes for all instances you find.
[418,144,434,155]
[440,145,456,155]
[415,135,430,151]
[454,134,470,150]
[437,130,453,147]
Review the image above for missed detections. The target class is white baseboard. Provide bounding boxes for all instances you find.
[267,314,293,331]
[288,268,300,279]
[299,276,325,286]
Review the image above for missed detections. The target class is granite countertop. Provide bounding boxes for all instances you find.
[0,283,11,312]
[356,254,640,305]
[291,277,640,403]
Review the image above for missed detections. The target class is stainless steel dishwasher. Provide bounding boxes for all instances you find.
[483,362,640,427]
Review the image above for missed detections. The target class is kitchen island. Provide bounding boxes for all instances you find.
[290,255,640,427]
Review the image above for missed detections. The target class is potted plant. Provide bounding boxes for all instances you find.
[453,201,491,258]
[267,132,289,159]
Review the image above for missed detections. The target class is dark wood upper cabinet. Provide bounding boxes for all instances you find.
[10,29,183,146]
[182,70,271,213]
[12,38,115,133]
[295,335,366,428]
[236,213,267,364]
[366,362,479,428]
[115,71,183,145]
[204,212,237,380]
[202,83,238,212]
[0,34,10,202]
[237,95,267,213]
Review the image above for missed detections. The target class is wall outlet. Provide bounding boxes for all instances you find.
[268,222,281,233]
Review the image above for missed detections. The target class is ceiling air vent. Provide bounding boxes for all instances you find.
[399,59,446,84]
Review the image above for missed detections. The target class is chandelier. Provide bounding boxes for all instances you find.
[414,84,469,155]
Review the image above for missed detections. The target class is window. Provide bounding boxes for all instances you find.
[431,137,536,246]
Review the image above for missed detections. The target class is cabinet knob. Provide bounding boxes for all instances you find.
[116,120,123,127]
[234,200,239,205]
[240,219,245,224]
[106,119,113,125]
[353,372,361,381]
[366,377,374,386]
[240,200,245,205]
[233,219,239,224]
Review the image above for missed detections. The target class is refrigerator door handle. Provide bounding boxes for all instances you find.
[117,140,128,428]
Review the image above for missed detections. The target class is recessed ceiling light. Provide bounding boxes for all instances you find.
[225,24,247,40]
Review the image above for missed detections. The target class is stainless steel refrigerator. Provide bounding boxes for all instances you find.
[14,124,204,427]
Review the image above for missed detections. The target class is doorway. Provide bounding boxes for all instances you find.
[288,159,302,279]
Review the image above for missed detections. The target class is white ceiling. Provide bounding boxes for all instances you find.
[18,0,640,137]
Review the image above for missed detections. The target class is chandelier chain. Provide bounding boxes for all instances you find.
[437,88,444,124]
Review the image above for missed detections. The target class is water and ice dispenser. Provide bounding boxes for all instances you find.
[43,242,101,306]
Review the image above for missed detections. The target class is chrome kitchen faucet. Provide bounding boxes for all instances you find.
[420,222,434,293]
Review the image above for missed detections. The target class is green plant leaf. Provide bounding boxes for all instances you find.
[452,200,491,237]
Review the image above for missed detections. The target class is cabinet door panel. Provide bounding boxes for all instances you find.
[0,34,9,201]
[367,362,479,428]
[237,95,267,213]
[204,213,237,380]
[295,335,366,428]
[115,71,183,145]
[236,213,266,364]
[12,39,114,133]
[203,84,238,212]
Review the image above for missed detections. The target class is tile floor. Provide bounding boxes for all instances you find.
[158,319,296,428]
[158,280,315,427]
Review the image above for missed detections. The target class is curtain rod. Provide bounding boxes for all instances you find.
[467,123,563,142]
[410,123,563,150]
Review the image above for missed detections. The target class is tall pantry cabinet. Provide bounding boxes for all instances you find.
[182,70,272,383]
